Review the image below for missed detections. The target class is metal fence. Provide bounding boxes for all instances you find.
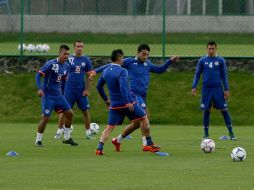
[0,0,254,58]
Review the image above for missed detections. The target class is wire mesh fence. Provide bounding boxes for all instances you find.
[0,0,254,58]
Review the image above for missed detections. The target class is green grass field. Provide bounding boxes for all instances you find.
[1,42,254,57]
[0,123,253,190]
[0,72,253,125]
[1,33,254,57]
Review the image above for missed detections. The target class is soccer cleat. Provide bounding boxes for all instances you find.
[62,138,78,146]
[54,133,62,139]
[112,138,121,152]
[35,141,43,147]
[95,149,104,155]
[143,144,161,152]
[202,135,210,140]
[230,133,238,140]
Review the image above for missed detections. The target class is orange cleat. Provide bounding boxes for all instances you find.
[143,144,161,152]
[112,138,121,152]
[95,149,104,155]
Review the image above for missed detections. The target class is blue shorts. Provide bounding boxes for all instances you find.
[41,94,71,117]
[136,95,147,110]
[201,88,227,110]
[64,87,90,111]
[108,103,146,126]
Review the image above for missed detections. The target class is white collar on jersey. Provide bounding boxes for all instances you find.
[111,63,121,67]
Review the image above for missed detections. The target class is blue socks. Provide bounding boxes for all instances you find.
[221,110,233,134]
[97,142,104,150]
[203,110,210,136]
[146,136,154,146]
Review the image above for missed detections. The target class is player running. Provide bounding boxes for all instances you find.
[35,45,78,146]
[192,41,237,140]
[95,49,160,155]
[90,44,178,146]
[54,40,95,139]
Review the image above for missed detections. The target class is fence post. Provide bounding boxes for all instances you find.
[19,0,24,61]
[162,0,166,59]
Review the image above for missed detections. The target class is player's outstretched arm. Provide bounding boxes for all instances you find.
[88,64,111,81]
[149,56,178,74]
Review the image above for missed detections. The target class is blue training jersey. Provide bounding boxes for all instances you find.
[96,63,136,108]
[37,58,69,96]
[65,55,93,89]
[192,55,229,90]
[95,57,171,97]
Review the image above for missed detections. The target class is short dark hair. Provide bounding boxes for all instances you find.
[137,44,150,52]
[59,44,70,53]
[111,49,124,62]
[207,41,217,47]
[74,40,83,47]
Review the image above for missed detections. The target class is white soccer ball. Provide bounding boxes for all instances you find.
[90,123,99,135]
[27,44,35,52]
[201,139,215,153]
[231,147,246,161]
[18,43,27,51]
[41,44,50,52]
[35,44,43,52]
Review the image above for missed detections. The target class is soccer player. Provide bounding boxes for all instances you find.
[90,44,178,146]
[54,40,94,139]
[192,41,237,140]
[95,49,160,155]
[35,45,78,146]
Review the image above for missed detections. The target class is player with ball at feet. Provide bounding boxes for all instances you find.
[95,49,160,155]
[192,41,237,140]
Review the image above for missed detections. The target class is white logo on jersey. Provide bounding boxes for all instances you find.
[75,66,81,73]
[64,70,67,75]
[56,75,62,82]
[133,62,137,65]
[52,64,59,73]
[215,61,219,66]
[81,62,86,66]
[144,62,147,66]
[69,57,74,65]
[205,62,209,65]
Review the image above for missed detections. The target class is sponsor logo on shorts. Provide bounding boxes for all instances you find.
[45,109,50,114]
[201,104,205,108]
[141,103,146,108]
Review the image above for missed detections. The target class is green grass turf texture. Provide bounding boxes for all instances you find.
[1,42,254,57]
[0,123,253,190]
[0,72,253,125]
[1,33,254,57]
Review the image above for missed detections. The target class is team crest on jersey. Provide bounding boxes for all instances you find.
[81,62,86,66]
[144,62,147,66]
[215,61,219,66]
